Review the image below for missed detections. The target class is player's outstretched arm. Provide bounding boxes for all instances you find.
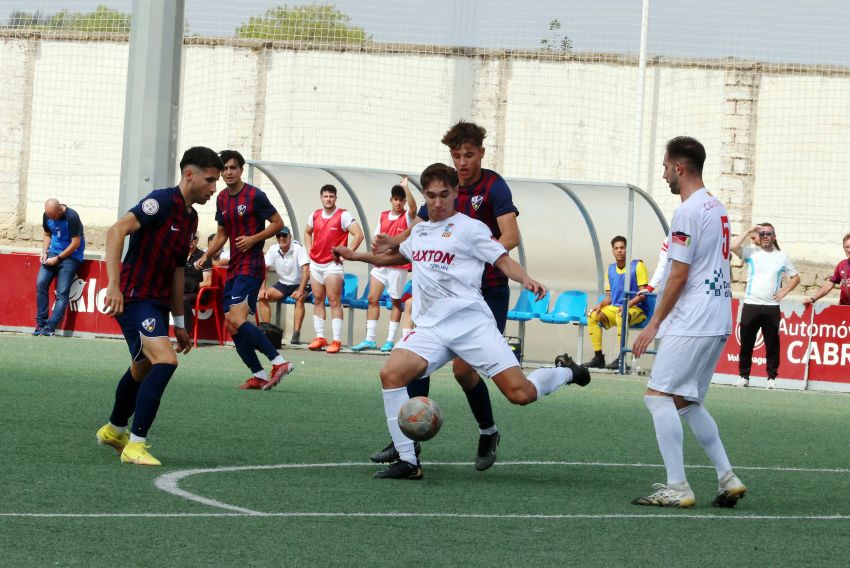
[197,226,228,269]
[401,176,417,220]
[373,225,415,253]
[104,212,142,317]
[493,254,546,300]
[333,245,407,267]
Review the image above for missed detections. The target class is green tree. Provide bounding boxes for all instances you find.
[540,19,572,52]
[236,4,369,42]
[3,5,130,33]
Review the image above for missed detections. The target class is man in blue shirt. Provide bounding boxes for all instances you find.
[35,199,86,336]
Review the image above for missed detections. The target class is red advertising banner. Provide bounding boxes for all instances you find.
[715,299,850,386]
[0,253,224,342]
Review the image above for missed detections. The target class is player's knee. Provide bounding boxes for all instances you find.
[505,384,535,405]
[379,367,406,388]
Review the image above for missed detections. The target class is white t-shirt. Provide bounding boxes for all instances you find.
[398,213,507,328]
[305,208,356,230]
[264,241,309,286]
[742,246,797,305]
[659,188,733,337]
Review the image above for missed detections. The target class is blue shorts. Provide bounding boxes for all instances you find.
[223,275,263,315]
[483,283,510,334]
[116,301,170,361]
[272,281,300,298]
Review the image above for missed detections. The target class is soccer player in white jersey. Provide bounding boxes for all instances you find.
[730,223,799,388]
[631,137,747,508]
[333,163,590,479]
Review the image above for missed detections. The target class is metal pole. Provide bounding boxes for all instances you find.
[633,0,650,186]
[802,304,816,390]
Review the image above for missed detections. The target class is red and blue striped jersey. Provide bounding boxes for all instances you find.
[121,187,198,305]
[418,169,518,288]
[215,183,277,279]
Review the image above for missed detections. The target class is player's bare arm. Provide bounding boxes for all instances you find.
[234,212,284,252]
[346,220,365,252]
[632,259,690,357]
[196,225,228,269]
[104,212,142,317]
[493,254,546,300]
[803,280,835,304]
[333,245,407,267]
[401,176,417,220]
[303,223,314,252]
[373,223,416,253]
[495,212,520,252]
[170,267,192,354]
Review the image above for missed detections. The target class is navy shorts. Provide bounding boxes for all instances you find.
[272,281,300,298]
[223,275,263,315]
[483,283,510,334]
[116,301,170,361]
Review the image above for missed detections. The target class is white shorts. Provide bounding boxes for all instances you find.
[370,266,408,299]
[396,306,519,379]
[309,260,344,285]
[647,335,729,404]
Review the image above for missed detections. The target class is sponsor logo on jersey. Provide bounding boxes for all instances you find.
[441,223,454,238]
[237,204,247,216]
[411,250,456,264]
[671,230,691,247]
[471,195,484,210]
[142,198,159,215]
[705,268,732,297]
[142,317,156,332]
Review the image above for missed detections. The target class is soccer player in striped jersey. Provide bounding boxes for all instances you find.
[96,146,222,466]
[370,121,519,471]
[351,177,416,353]
[196,150,295,390]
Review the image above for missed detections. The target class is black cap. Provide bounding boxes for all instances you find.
[277,227,291,237]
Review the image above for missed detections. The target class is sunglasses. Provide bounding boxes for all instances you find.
[758,231,774,237]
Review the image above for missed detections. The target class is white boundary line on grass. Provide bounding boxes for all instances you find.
[142,460,850,520]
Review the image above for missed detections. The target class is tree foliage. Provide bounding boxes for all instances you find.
[540,19,572,52]
[4,5,131,33]
[236,4,369,42]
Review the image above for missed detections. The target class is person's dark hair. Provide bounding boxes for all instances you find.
[611,236,627,248]
[441,120,486,149]
[666,136,706,174]
[320,184,337,196]
[843,232,850,245]
[420,163,458,191]
[758,222,780,250]
[390,184,405,200]
[207,233,215,243]
[179,147,224,171]
[218,149,245,168]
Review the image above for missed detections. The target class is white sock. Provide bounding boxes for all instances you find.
[129,434,146,443]
[387,321,400,343]
[527,367,570,400]
[331,318,343,341]
[679,404,732,480]
[253,369,269,380]
[313,316,325,338]
[479,425,498,436]
[110,423,127,434]
[270,355,285,365]
[644,396,687,485]
[365,320,378,342]
[382,387,416,465]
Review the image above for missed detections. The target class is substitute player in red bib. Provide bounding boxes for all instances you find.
[335,163,589,479]
[197,150,294,390]
[804,233,850,307]
[351,177,416,352]
[304,184,364,353]
[96,147,222,466]
[632,136,747,508]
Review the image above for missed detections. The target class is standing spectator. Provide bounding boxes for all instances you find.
[303,184,364,353]
[196,150,294,391]
[182,233,206,334]
[34,199,86,336]
[584,236,650,370]
[351,177,416,353]
[804,233,850,307]
[258,227,310,345]
[731,223,800,388]
[95,146,220,466]
[632,136,746,509]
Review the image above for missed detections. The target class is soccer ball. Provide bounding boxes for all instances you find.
[398,396,443,441]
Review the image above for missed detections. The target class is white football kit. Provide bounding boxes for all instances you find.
[396,213,519,378]
[649,188,733,403]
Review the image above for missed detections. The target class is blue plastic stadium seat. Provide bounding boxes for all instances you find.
[385,280,413,310]
[348,280,371,310]
[507,289,550,321]
[539,290,587,324]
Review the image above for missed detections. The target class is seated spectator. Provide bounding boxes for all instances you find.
[183,233,206,333]
[35,198,85,336]
[258,227,310,345]
[584,235,649,370]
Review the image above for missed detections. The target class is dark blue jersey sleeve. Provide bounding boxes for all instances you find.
[130,190,173,228]
[488,176,519,218]
[254,190,277,221]
[42,213,50,233]
[417,203,429,222]
[65,209,84,237]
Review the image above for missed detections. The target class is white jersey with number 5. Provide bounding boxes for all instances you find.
[659,187,733,337]
[398,212,507,328]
